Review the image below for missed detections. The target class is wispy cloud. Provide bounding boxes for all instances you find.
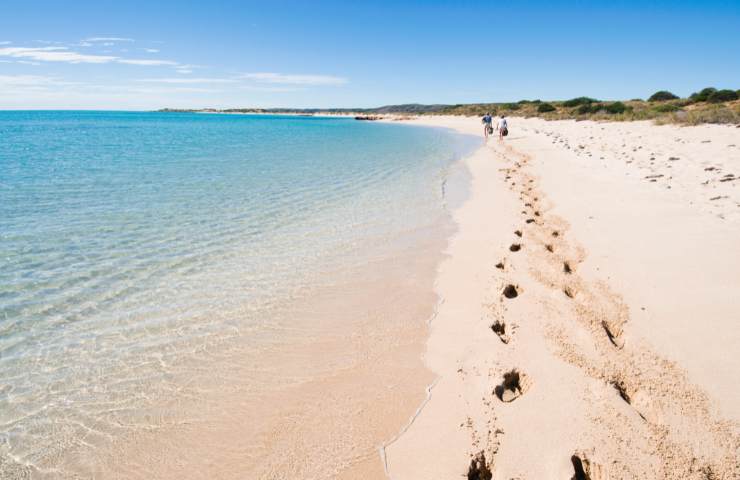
[84,37,134,42]
[144,48,159,53]
[0,41,11,45]
[0,74,57,86]
[0,46,179,67]
[175,64,199,74]
[118,59,178,66]
[0,47,117,63]
[137,77,237,84]
[240,72,348,86]
[238,85,303,93]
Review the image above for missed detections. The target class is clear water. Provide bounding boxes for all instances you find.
[0,111,475,476]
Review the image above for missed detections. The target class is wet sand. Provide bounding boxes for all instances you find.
[385,116,740,479]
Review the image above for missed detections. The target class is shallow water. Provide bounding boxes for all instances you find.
[0,111,475,477]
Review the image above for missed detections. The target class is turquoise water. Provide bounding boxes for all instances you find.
[0,111,474,475]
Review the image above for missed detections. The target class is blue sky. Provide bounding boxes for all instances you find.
[1,0,738,109]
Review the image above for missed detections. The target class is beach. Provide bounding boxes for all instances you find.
[2,112,739,479]
[384,116,740,479]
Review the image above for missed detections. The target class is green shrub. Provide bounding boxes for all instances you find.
[689,87,717,102]
[563,96,598,107]
[653,103,681,113]
[605,102,629,114]
[577,103,600,114]
[648,91,679,102]
[707,89,739,103]
[537,103,556,113]
[503,103,521,110]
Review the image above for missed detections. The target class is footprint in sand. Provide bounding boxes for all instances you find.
[490,320,509,344]
[495,369,529,403]
[502,284,519,299]
[467,452,493,480]
[602,321,624,349]
[570,453,604,480]
[610,377,632,405]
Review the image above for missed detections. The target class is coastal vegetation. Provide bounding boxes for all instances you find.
[537,103,556,113]
[647,91,679,101]
[160,86,740,125]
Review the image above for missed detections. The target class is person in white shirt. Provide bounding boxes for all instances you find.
[497,115,508,140]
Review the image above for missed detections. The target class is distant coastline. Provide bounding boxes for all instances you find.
[159,87,740,125]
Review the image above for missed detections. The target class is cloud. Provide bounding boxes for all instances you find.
[240,72,347,86]
[84,37,134,42]
[117,59,178,66]
[0,74,57,86]
[144,48,160,53]
[0,41,11,45]
[137,77,237,84]
[0,46,180,67]
[174,64,199,74]
[238,85,303,93]
[0,46,117,63]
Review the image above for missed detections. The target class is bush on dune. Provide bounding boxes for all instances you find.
[577,103,601,114]
[537,103,556,113]
[689,87,717,102]
[605,101,630,114]
[707,89,739,103]
[563,96,598,107]
[653,103,681,113]
[648,91,679,102]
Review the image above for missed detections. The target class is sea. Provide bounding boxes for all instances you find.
[0,111,476,478]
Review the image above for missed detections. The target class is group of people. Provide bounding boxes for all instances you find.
[481,113,508,140]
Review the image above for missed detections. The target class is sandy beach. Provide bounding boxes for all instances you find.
[384,116,740,479]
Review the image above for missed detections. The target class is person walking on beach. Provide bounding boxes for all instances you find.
[497,115,508,140]
[482,112,493,140]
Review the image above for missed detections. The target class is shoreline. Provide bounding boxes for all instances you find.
[383,116,740,478]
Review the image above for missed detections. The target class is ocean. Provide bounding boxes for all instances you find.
[0,111,475,478]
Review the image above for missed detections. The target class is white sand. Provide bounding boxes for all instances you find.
[383,116,740,479]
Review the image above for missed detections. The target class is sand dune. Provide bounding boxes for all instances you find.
[384,116,740,479]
